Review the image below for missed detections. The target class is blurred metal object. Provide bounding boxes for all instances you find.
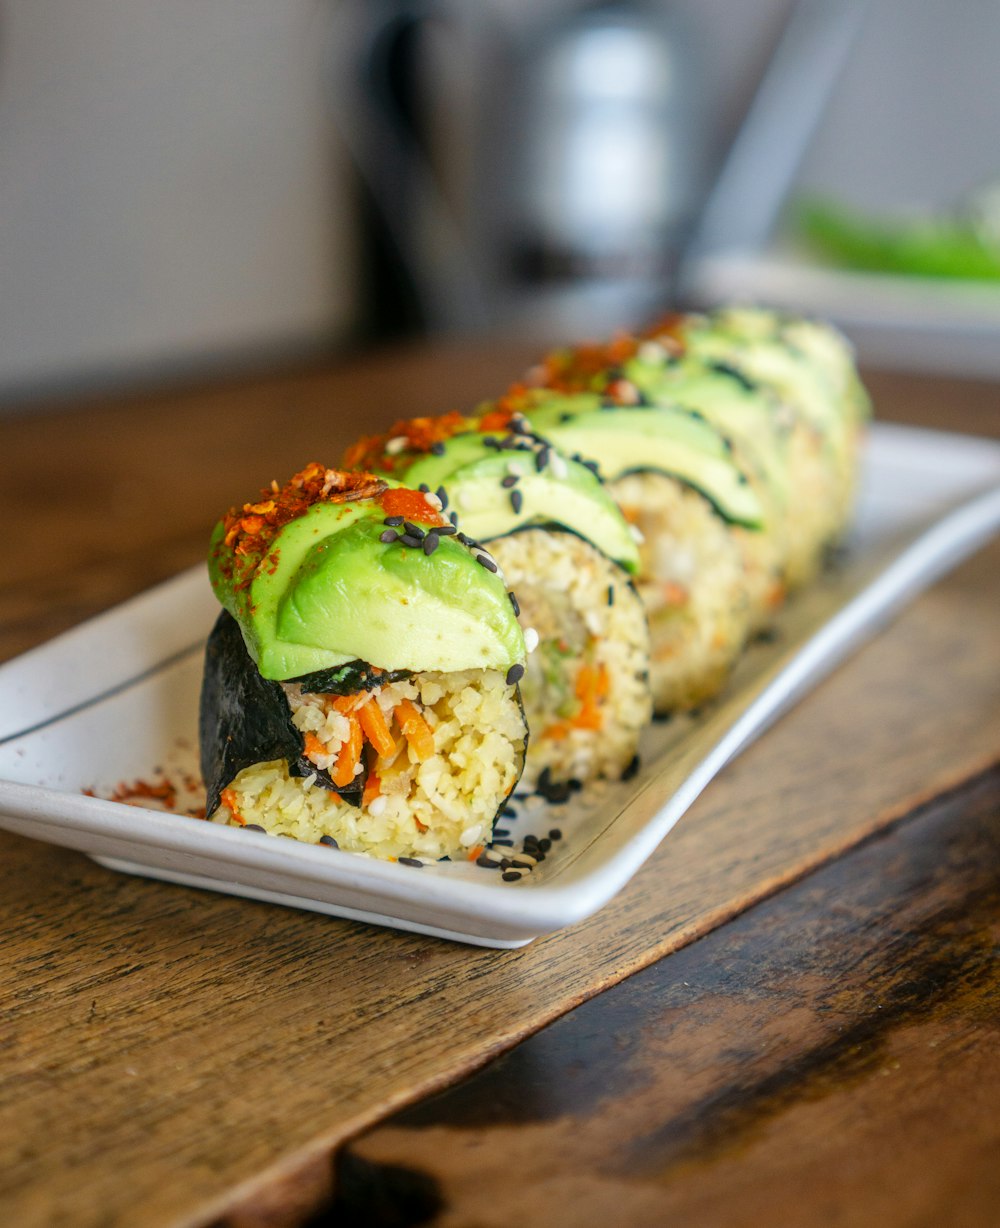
[329,1,707,337]
[679,0,870,291]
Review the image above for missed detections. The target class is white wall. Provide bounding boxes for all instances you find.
[0,0,356,400]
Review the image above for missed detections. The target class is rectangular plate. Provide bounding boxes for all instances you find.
[2,423,999,947]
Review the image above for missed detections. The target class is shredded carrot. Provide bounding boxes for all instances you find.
[331,693,368,714]
[467,845,485,862]
[359,698,396,759]
[540,720,572,741]
[332,715,363,787]
[362,771,381,808]
[220,787,246,825]
[302,732,328,762]
[661,581,689,607]
[394,699,436,761]
[573,662,606,731]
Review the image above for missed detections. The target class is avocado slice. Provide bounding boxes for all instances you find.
[622,355,793,511]
[399,431,641,573]
[209,493,525,681]
[522,395,764,529]
[674,309,856,459]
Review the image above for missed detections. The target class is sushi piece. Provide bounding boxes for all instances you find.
[642,307,869,588]
[516,391,764,714]
[201,463,528,862]
[346,418,653,789]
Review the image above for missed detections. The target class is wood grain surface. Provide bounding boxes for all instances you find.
[1,351,999,1227]
[338,767,1000,1228]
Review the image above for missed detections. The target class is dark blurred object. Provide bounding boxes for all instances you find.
[330,0,708,340]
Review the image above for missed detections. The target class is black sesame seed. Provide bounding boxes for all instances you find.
[607,585,615,606]
[510,489,523,514]
[568,778,583,793]
[422,534,439,555]
[548,828,562,841]
[501,804,518,818]
[319,835,339,848]
[429,442,446,456]
[244,823,266,833]
[506,663,525,685]
[403,521,425,539]
[534,850,546,862]
[399,533,423,548]
[559,412,574,423]
[436,485,448,508]
[457,532,474,546]
[502,871,522,882]
[511,858,534,869]
[379,529,399,543]
[435,523,457,535]
[583,459,600,475]
[508,591,520,617]
[538,837,552,852]
[501,474,519,488]
[536,446,550,472]
[621,753,641,782]
[449,511,459,526]
[477,854,501,869]
[492,827,510,839]
[491,838,514,847]
[500,857,512,869]
[477,554,498,573]
[384,515,404,526]
[418,483,430,493]
[398,856,424,868]
[483,436,501,450]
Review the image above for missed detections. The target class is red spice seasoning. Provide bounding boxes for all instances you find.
[343,411,467,473]
[218,464,386,577]
[378,487,445,527]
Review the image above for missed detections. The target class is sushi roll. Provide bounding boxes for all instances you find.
[201,463,528,862]
[510,386,765,715]
[642,307,869,588]
[346,417,653,789]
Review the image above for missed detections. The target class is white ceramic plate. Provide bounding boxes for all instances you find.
[2,423,1000,947]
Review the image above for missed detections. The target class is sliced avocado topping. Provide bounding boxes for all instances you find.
[676,310,854,459]
[209,493,525,680]
[622,356,792,510]
[399,431,641,573]
[523,395,765,529]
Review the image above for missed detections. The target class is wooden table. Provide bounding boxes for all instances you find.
[1,350,998,1228]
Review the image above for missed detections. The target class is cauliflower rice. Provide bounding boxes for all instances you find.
[211,668,526,862]
[610,472,752,713]
[489,529,652,789]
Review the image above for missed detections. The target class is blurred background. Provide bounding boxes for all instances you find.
[2,0,999,411]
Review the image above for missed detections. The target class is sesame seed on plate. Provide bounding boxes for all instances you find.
[523,627,539,653]
[398,856,424,868]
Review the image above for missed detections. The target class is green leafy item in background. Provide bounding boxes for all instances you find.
[797,198,1000,282]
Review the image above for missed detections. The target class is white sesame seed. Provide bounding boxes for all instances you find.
[549,453,568,480]
[629,524,645,544]
[460,824,483,847]
[524,627,539,653]
[424,493,443,511]
[506,461,526,477]
[368,795,387,817]
[385,436,408,455]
